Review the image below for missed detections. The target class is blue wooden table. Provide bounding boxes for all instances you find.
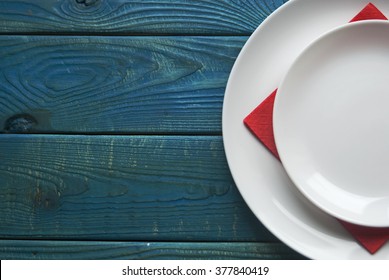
[0,0,304,259]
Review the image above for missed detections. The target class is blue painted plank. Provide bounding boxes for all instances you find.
[0,36,245,134]
[0,240,304,260]
[0,134,276,241]
[0,0,288,35]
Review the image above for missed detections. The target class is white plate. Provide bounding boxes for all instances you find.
[274,20,389,228]
[273,20,389,227]
[223,0,389,259]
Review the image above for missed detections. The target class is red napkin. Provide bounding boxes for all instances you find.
[244,2,389,254]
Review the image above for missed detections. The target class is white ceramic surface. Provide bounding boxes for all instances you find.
[274,20,389,227]
[222,0,389,259]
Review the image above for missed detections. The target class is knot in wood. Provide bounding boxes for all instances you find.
[4,114,37,133]
[75,0,100,7]
[33,187,61,211]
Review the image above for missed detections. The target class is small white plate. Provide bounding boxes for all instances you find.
[223,0,389,259]
[274,20,389,227]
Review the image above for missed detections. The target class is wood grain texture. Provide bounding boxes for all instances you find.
[0,240,304,259]
[0,134,276,241]
[0,0,288,35]
[0,35,245,134]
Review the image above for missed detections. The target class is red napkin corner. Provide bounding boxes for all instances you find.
[244,2,389,254]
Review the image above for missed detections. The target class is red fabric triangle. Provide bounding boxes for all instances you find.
[244,90,279,159]
[339,221,389,254]
[350,2,387,22]
[244,3,389,254]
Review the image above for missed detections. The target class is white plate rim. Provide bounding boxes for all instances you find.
[222,0,389,259]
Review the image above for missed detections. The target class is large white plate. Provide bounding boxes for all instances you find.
[222,0,389,259]
[274,20,389,228]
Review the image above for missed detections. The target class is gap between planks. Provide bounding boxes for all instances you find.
[0,32,253,37]
[0,132,222,136]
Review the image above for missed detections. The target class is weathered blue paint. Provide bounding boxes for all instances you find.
[0,134,276,241]
[0,240,304,260]
[0,0,288,35]
[0,0,300,259]
[0,36,245,134]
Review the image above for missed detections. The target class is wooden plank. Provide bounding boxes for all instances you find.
[0,240,305,259]
[0,35,245,134]
[0,0,287,35]
[0,134,276,241]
